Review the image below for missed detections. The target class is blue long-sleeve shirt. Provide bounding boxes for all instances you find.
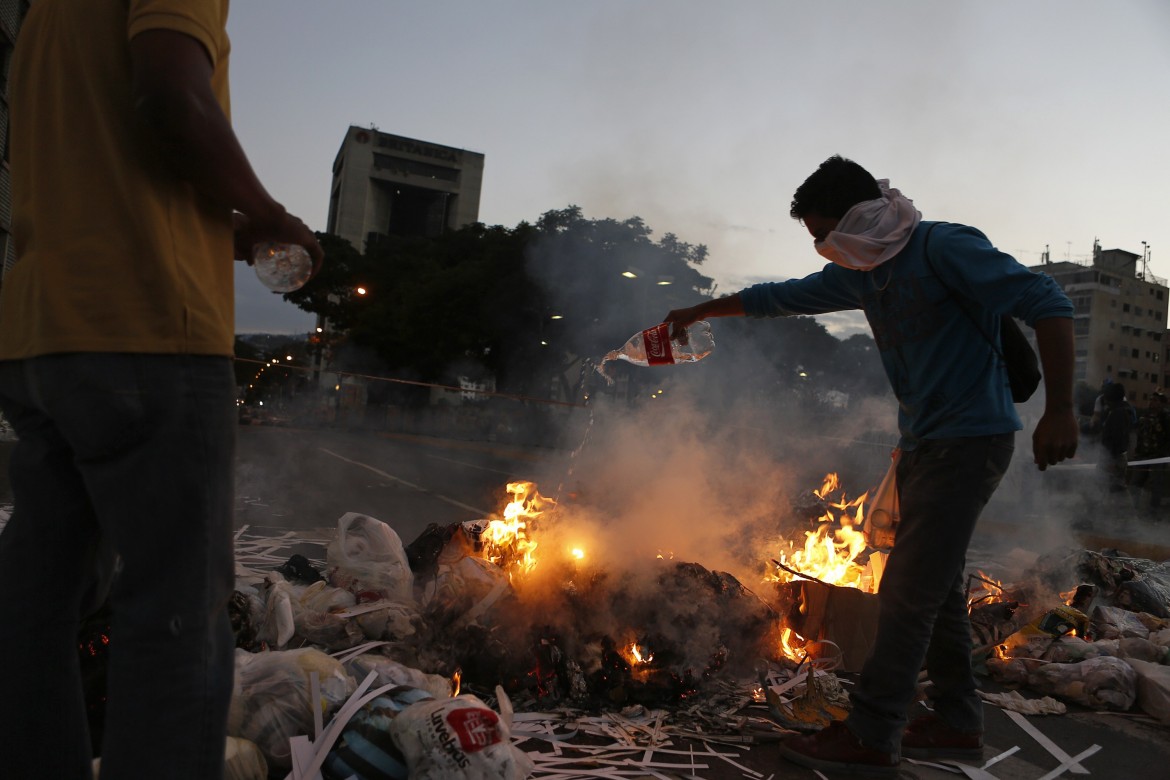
[739,221,1073,449]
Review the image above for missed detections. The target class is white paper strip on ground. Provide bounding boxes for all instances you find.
[1004,710,1090,775]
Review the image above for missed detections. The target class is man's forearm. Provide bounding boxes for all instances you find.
[1034,316,1075,411]
[131,31,283,224]
[697,293,746,319]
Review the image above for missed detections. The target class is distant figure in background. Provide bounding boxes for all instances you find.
[663,155,1077,776]
[1097,382,1133,494]
[1128,391,1169,513]
[0,2,323,779]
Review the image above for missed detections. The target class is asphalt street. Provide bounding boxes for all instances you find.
[234,425,554,544]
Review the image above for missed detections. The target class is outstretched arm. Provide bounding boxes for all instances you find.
[663,294,745,340]
[1032,317,1079,470]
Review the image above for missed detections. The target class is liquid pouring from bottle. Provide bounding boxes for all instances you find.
[596,321,714,383]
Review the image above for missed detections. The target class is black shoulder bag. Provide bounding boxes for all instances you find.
[923,223,1042,403]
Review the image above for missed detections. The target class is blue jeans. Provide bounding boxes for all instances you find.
[0,354,236,780]
[846,434,1014,755]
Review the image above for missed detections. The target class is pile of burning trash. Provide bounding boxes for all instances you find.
[168,481,787,778]
[70,471,1170,778]
[207,475,911,777]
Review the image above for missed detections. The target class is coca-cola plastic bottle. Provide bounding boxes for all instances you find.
[598,321,714,379]
[253,242,314,293]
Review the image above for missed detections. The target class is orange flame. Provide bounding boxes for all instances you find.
[628,642,654,665]
[967,570,1005,609]
[766,473,875,592]
[778,626,807,661]
[479,481,556,576]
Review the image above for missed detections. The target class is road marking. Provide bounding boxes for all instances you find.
[320,448,489,516]
[426,453,517,477]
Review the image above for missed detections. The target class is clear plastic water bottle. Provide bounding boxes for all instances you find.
[253,242,313,293]
[599,321,715,378]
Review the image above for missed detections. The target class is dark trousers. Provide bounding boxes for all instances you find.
[0,354,236,780]
[846,434,1014,754]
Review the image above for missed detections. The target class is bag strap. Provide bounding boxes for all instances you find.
[922,222,1006,362]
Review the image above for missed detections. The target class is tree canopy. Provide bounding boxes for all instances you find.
[280,207,887,406]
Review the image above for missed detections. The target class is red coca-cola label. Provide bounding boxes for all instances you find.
[445,707,502,753]
[642,323,675,366]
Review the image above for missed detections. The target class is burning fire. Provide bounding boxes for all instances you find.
[477,481,556,576]
[766,473,875,592]
[967,570,1006,609]
[628,642,654,665]
[778,626,806,659]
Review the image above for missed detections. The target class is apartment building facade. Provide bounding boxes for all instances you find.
[326,125,485,252]
[1031,242,1168,402]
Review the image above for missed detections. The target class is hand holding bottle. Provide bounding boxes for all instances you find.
[252,243,314,292]
[233,207,324,291]
[663,294,745,341]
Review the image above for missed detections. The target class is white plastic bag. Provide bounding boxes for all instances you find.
[1026,655,1137,711]
[227,648,356,770]
[258,574,362,650]
[327,513,414,603]
[224,736,268,780]
[1128,658,1170,725]
[389,691,534,779]
[344,653,453,701]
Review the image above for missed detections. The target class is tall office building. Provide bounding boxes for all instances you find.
[0,0,29,274]
[327,126,485,251]
[1030,241,1167,399]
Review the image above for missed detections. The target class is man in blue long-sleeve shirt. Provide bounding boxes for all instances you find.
[664,156,1078,776]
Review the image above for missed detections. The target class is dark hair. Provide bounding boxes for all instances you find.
[790,155,882,220]
[1103,382,1126,404]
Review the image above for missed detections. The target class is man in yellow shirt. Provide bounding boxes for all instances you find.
[0,1,323,777]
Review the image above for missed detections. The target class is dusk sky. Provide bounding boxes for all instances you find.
[229,1,1170,337]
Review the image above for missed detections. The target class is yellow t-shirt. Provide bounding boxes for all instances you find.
[0,0,235,358]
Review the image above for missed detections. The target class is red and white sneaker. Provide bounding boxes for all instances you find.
[780,721,900,777]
